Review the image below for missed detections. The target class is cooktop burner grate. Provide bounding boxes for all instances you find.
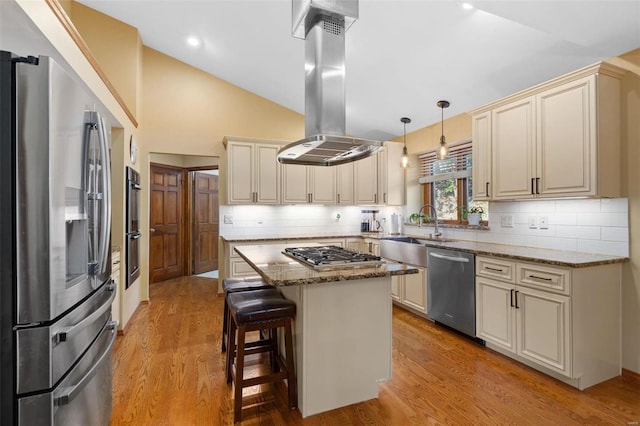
[283,246,384,269]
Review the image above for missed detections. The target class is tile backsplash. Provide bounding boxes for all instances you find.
[220,198,629,257]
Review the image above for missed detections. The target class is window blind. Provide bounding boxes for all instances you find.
[417,140,472,184]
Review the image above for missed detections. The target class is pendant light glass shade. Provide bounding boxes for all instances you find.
[436,100,450,160]
[400,117,411,168]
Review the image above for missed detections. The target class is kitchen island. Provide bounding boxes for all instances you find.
[233,244,418,418]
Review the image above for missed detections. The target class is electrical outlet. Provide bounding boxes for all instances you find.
[223,215,233,224]
[539,215,549,229]
[528,216,538,229]
[500,215,514,228]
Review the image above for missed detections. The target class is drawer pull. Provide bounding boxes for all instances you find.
[529,274,552,281]
[514,290,520,309]
[486,266,504,273]
[510,289,514,307]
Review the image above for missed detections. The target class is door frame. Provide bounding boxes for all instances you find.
[185,166,219,276]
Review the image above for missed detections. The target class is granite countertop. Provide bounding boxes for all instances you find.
[222,232,628,268]
[234,244,418,287]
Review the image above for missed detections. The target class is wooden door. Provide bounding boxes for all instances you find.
[193,172,219,274]
[150,165,184,283]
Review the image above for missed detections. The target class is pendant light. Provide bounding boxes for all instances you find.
[400,117,411,168]
[436,100,450,160]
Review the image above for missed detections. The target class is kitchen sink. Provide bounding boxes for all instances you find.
[380,235,457,267]
[380,237,427,267]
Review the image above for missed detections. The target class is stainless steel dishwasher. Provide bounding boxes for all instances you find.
[427,247,476,338]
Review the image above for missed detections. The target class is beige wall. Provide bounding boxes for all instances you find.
[610,48,640,373]
[69,1,142,120]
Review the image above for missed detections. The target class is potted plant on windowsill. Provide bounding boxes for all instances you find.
[467,205,484,226]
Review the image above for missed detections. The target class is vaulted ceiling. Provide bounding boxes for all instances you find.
[77,0,640,140]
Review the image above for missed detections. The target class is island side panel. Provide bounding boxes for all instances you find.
[288,277,392,418]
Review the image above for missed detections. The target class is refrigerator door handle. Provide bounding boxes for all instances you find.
[97,114,112,275]
[54,321,117,406]
[54,282,116,343]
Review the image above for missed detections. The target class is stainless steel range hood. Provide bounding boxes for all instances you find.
[277,0,383,166]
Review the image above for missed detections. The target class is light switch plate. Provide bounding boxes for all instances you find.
[223,215,233,224]
[529,216,538,229]
[500,215,514,228]
[539,215,549,229]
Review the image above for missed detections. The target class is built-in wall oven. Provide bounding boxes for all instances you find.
[126,167,141,288]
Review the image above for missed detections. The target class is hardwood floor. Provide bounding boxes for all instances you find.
[110,276,640,425]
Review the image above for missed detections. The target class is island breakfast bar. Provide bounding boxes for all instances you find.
[233,244,418,418]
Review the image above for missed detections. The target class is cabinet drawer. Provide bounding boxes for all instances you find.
[517,263,570,294]
[230,259,259,277]
[476,256,516,282]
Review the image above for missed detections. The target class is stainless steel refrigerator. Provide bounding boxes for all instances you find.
[1,51,116,425]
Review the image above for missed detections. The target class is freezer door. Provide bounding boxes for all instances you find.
[15,56,112,325]
[15,281,116,394]
[17,318,116,426]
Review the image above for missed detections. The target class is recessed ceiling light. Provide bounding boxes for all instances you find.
[186,36,201,47]
[461,2,474,10]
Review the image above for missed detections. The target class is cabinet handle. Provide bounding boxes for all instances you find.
[384,193,387,203]
[536,177,540,195]
[486,266,504,273]
[485,182,490,197]
[529,274,552,281]
[510,289,514,307]
[514,290,520,309]
[337,193,340,204]
[374,194,378,204]
[531,178,535,195]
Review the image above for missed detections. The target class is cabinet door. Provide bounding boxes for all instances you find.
[227,142,255,204]
[255,144,280,204]
[354,155,378,204]
[391,275,401,302]
[472,112,492,200]
[346,239,362,253]
[281,164,309,204]
[380,142,406,205]
[336,163,354,205]
[401,267,427,314]
[516,286,571,376]
[492,98,536,199]
[310,166,336,204]
[536,75,596,197]
[476,277,516,353]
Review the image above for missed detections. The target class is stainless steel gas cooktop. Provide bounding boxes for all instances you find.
[283,246,384,270]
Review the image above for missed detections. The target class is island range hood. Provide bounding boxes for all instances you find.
[277,0,383,166]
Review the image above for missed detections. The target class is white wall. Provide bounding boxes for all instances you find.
[409,198,629,257]
[220,205,405,240]
[222,198,629,258]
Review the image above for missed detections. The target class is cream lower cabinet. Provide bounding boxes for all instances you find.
[476,255,621,390]
[476,276,570,375]
[392,267,427,315]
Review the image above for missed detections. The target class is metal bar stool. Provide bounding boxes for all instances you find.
[221,277,272,352]
[225,288,297,423]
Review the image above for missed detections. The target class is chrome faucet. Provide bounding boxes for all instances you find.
[418,204,441,237]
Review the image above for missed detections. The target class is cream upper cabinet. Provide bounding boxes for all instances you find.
[378,142,406,206]
[470,63,624,200]
[492,97,536,199]
[282,164,336,204]
[224,140,280,204]
[471,111,492,200]
[354,142,405,205]
[354,155,378,205]
[336,163,354,205]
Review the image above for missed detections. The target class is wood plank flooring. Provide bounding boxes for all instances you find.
[110,276,640,425]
